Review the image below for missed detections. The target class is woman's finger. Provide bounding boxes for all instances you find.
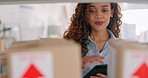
[90,76,100,78]
[83,56,97,64]
[95,59,104,64]
[96,73,107,78]
[95,56,104,64]
[82,61,91,67]
[82,55,105,67]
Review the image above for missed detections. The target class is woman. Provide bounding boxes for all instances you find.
[63,2,122,78]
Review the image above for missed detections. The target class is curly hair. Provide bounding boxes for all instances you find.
[63,3,122,57]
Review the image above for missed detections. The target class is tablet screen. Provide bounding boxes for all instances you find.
[83,64,107,78]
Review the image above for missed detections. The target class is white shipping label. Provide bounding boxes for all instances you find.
[10,52,54,78]
[123,50,148,78]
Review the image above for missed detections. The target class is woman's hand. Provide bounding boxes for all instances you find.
[82,55,104,68]
[90,73,107,78]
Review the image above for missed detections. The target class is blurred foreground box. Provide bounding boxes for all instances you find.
[0,52,7,78]
[0,38,5,52]
[108,39,148,78]
[1,38,81,78]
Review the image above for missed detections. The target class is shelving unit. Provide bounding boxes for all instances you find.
[0,0,148,78]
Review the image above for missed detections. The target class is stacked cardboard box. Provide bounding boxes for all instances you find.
[108,39,148,78]
[0,38,5,52]
[0,52,7,78]
[1,38,82,78]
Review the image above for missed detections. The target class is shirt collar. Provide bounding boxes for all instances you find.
[87,29,116,43]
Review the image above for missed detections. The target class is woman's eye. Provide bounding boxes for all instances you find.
[90,10,96,13]
[102,10,108,12]
[90,10,94,13]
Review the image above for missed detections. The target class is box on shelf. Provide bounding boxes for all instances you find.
[108,39,148,78]
[5,38,81,78]
[0,38,5,52]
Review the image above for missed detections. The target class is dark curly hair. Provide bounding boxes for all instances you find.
[63,3,122,57]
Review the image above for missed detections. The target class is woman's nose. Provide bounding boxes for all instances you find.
[96,12,103,19]
[96,15,103,19]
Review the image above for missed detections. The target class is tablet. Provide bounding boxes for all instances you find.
[83,64,107,78]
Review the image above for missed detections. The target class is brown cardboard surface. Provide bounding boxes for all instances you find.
[0,53,6,65]
[108,39,148,78]
[6,38,82,78]
[0,38,5,52]
[1,73,7,78]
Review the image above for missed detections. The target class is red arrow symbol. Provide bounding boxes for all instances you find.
[132,62,148,78]
[22,64,44,78]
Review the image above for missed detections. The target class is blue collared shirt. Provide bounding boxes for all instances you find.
[83,29,116,77]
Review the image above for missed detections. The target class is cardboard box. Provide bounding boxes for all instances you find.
[0,38,5,52]
[6,38,82,78]
[108,39,148,78]
[0,53,7,72]
[1,73,7,78]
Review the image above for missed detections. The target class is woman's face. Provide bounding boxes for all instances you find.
[87,2,113,31]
